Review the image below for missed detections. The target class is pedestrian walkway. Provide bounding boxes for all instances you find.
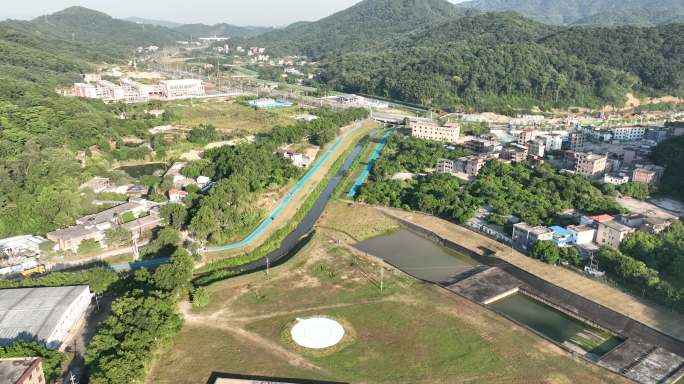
[347,128,394,198]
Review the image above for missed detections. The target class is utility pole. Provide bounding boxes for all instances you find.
[379,265,384,294]
[266,257,270,277]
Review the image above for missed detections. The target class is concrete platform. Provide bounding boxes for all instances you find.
[625,348,684,384]
[599,339,656,372]
[444,267,522,304]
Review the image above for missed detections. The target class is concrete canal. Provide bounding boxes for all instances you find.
[490,292,623,357]
[355,224,684,383]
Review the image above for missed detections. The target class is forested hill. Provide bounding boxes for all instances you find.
[4,7,183,56]
[305,5,684,112]
[0,8,180,237]
[244,0,472,58]
[458,0,684,26]
[174,23,273,39]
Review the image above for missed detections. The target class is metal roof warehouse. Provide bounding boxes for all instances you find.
[0,285,92,349]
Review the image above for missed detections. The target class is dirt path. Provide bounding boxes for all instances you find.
[179,301,324,372]
[226,298,394,322]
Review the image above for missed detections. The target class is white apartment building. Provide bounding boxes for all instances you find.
[611,126,645,141]
[160,79,205,100]
[537,134,563,151]
[604,174,630,185]
[410,119,460,143]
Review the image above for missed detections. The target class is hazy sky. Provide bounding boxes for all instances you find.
[2,0,465,26]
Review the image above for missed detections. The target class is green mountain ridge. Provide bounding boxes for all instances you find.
[245,0,471,58]
[307,2,683,111]
[174,23,273,39]
[458,0,684,26]
[4,6,184,56]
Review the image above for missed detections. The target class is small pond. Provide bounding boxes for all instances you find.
[490,293,623,356]
[118,163,167,179]
[354,228,478,282]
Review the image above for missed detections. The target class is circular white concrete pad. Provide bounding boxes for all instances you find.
[291,317,345,349]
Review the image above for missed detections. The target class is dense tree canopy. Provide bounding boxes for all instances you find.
[652,135,684,201]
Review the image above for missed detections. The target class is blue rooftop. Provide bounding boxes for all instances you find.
[550,226,572,237]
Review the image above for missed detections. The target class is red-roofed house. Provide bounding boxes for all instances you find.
[590,214,615,223]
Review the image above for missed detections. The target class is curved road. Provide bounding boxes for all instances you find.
[111,122,366,271]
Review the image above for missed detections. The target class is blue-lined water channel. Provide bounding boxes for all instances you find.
[356,228,623,357]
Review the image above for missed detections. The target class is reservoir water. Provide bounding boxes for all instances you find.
[354,228,478,282]
[490,293,622,356]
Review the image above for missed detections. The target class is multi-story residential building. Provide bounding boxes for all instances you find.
[596,220,635,249]
[512,223,554,251]
[574,152,607,178]
[611,126,646,141]
[567,225,596,245]
[514,129,535,145]
[463,138,502,154]
[632,165,665,185]
[436,159,456,174]
[622,147,639,166]
[569,130,586,152]
[528,138,546,158]
[95,80,126,101]
[410,119,460,143]
[160,79,205,100]
[617,213,646,228]
[501,144,528,163]
[583,127,613,143]
[537,134,563,152]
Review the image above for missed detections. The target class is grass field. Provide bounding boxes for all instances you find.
[146,203,628,384]
[167,99,303,134]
